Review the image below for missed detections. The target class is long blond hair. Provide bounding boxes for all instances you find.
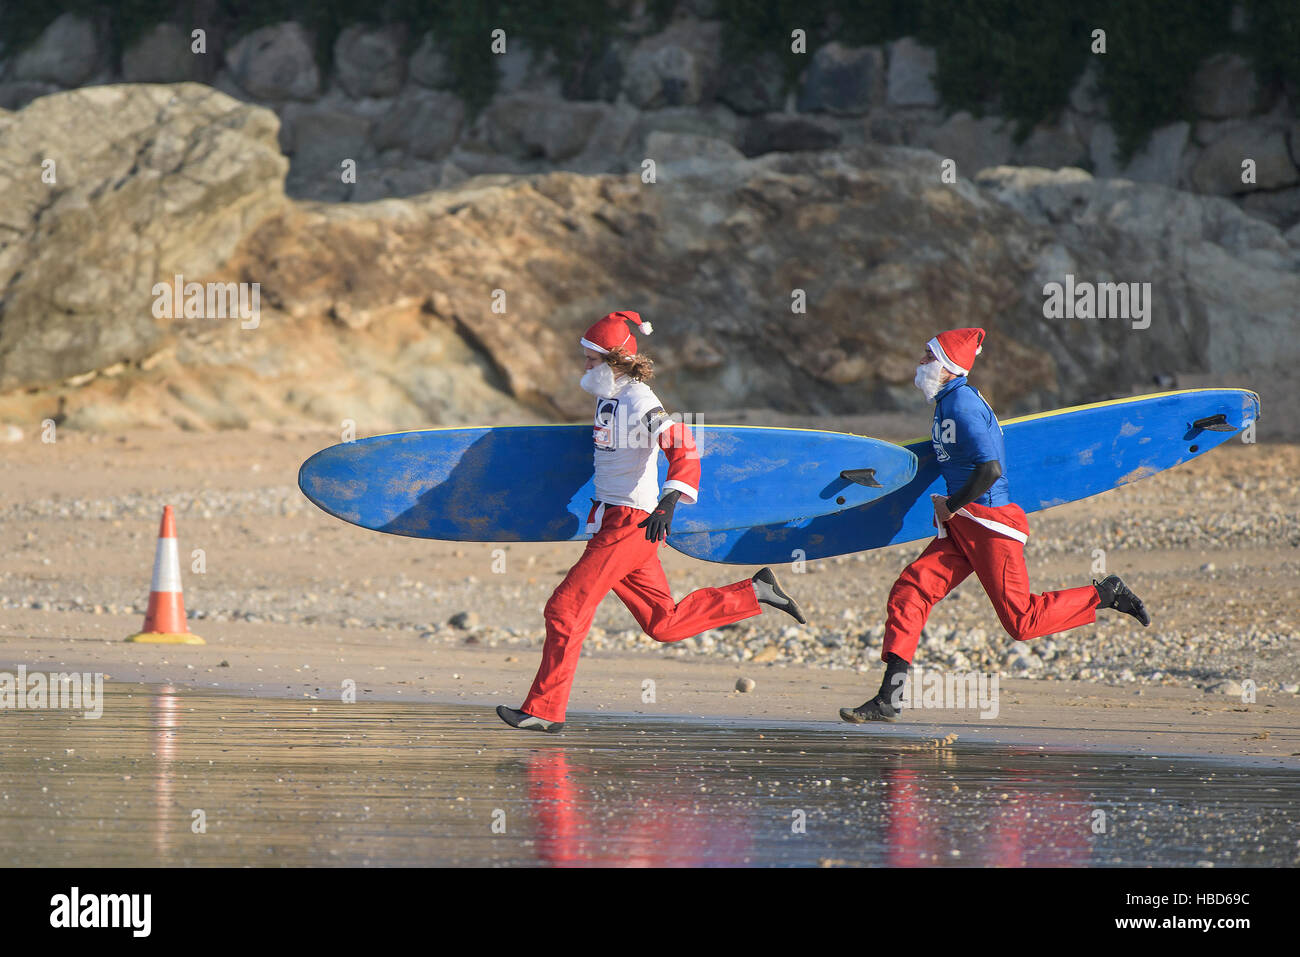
[605,346,654,382]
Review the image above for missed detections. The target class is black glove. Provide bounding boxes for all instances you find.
[638,490,681,542]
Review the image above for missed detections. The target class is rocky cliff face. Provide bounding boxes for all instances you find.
[0,85,1295,435]
[3,13,1298,236]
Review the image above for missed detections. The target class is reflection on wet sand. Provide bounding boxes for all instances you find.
[0,684,1295,867]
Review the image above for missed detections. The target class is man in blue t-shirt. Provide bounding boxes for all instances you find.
[842,327,1150,724]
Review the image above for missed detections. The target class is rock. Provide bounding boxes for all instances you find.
[484,94,610,161]
[645,131,744,175]
[0,84,288,392]
[1013,119,1088,170]
[923,111,1014,177]
[10,14,100,87]
[886,37,938,108]
[570,102,641,171]
[225,22,320,101]
[5,94,1299,430]
[634,103,742,147]
[1190,53,1258,119]
[797,43,883,116]
[752,645,780,663]
[1191,125,1298,194]
[1205,679,1245,697]
[409,33,452,89]
[1090,120,1190,187]
[623,20,722,108]
[287,108,373,174]
[333,24,407,98]
[717,51,787,115]
[122,23,206,83]
[974,164,1300,394]
[740,114,841,156]
[735,677,756,693]
[373,89,465,160]
[1121,121,1191,188]
[349,160,466,201]
[449,611,479,630]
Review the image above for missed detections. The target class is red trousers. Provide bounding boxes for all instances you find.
[523,505,761,722]
[882,508,1099,663]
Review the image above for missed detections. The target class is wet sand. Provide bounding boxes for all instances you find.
[4,604,1300,765]
[1,683,1296,867]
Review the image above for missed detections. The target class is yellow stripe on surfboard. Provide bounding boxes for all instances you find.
[895,387,1260,447]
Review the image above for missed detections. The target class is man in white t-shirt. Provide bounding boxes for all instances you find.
[498,311,806,733]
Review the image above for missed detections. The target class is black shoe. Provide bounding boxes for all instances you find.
[752,567,807,624]
[839,695,899,723]
[496,705,564,733]
[1093,574,1150,627]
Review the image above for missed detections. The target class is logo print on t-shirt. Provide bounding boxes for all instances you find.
[932,418,952,463]
[594,397,618,451]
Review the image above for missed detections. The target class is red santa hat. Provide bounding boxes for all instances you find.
[580,311,653,356]
[926,327,986,376]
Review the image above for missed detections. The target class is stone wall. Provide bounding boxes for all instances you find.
[2,10,1297,237]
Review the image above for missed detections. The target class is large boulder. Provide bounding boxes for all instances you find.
[975,165,1299,383]
[717,51,787,115]
[1190,53,1258,119]
[372,89,465,160]
[225,22,320,101]
[1090,120,1190,188]
[10,14,100,87]
[922,111,1014,177]
[622,20,722,109]
[797,43,884,116]
[122,23,207,83]
[1191,124,1298,194]
[741,114,842,156]
[886,38,939,108]
[483,94,611,161]
[333,25,407,98]
[0,84,288,391]
[3,90,1296,431]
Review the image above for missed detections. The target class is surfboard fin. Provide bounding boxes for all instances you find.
[839,468,882,487]
[1191,414,1235,433]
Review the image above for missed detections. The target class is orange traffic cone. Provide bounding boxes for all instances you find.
[126,505,204,645]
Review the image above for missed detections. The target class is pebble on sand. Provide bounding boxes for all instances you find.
[736,677,756,693]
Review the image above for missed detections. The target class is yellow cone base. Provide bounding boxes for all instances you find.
[125,632,205,645]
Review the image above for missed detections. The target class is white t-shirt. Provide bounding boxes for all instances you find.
[591,379,677,513]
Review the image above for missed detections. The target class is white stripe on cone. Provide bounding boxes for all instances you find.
[151,537,182,593]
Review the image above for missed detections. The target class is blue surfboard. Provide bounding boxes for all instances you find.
[668,388,1260,565]
[298,424,918,542]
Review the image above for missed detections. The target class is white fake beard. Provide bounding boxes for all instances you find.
[580,362,620,396]
[914,361,945,402]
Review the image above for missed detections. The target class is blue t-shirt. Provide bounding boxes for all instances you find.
[931,376,1010,507]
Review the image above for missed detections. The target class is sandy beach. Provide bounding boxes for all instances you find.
[2,426,1297,766]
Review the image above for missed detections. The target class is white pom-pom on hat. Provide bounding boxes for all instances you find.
[639,321,653,335]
